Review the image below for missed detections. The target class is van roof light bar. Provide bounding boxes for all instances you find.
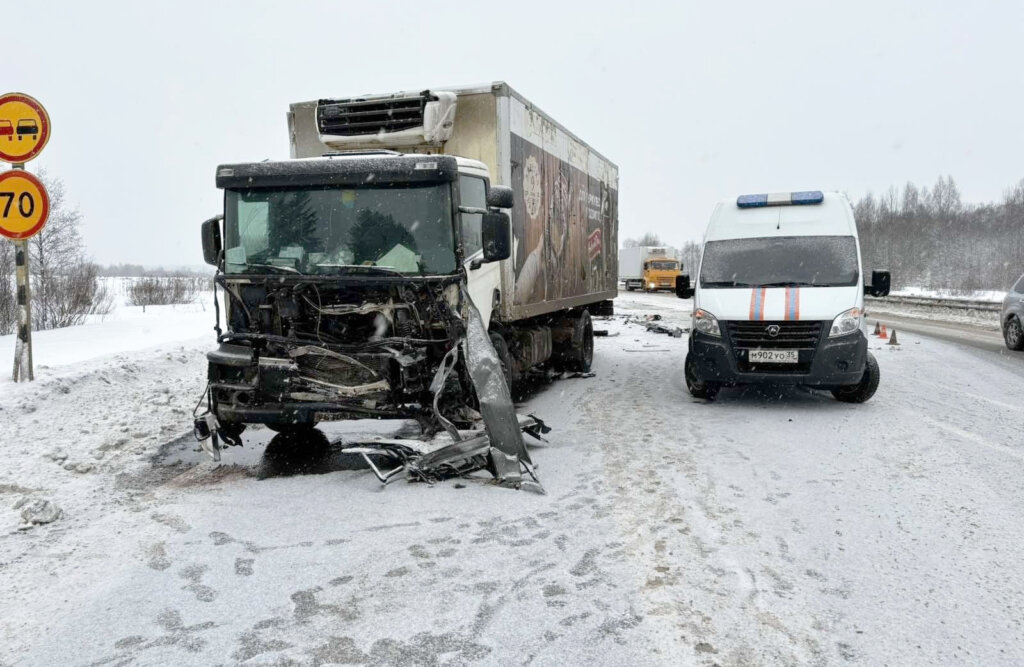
[737,191,824,208]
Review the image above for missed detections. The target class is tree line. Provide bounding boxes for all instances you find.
[854,176,1024,292]
[0,172,113,335]
[624,175,1024,293]
[0,172,214,336]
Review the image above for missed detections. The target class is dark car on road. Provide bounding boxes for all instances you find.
[1003,273,1024,350]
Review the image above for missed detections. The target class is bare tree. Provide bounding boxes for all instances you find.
[25,171,111,330]
[622,232,663,248]
[0,241,13,335]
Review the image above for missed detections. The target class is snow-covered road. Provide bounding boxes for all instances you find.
[2,292,1023,666]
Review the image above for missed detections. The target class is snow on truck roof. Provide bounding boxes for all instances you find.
[215,154,460,189]
[704,191,857,242]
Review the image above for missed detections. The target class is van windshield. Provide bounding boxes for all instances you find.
[700,235,859,288]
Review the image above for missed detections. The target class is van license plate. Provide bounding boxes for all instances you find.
[748,349,799,363]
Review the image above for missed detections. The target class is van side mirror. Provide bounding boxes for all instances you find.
[675,274,694,299]
[201,215,223,267]
[481,211,511,263]
[486,185,514,209]
[865,270,891,297]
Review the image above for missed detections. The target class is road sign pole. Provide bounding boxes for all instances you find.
[11,162,33,382]
[0,93,50,382]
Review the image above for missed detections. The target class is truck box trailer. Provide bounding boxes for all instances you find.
[288,82,619,323]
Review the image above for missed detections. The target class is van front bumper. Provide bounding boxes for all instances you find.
[689,328,867,388]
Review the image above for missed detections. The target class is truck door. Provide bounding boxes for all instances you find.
[460,174,501,325]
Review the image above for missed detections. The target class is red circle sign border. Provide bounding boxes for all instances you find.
[0,93,51,164]
[0,170,50,240]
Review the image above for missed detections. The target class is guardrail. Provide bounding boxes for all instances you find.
[866,295,1001,313]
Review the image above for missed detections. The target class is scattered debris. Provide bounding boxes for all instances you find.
[593,330,619,337]
[645,322,684,338]
[564,372,596,379]
[18,499,63,527]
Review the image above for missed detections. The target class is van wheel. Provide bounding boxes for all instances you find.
[831,352,880,403]
[489,331,518,395]
[1003,316,1024,350]
[685,352,719,400]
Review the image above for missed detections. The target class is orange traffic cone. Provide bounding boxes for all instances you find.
[873,321,881,336]
[888,329,899,345]
[879,325,888,340]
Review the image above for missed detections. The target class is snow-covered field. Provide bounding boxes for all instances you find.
[1,291,1023,666]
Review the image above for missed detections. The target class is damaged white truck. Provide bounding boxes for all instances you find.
[194,82,618,487]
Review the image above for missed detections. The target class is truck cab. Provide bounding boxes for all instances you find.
[676,190,890,403]
[641,257,681,292]
[201,152,513,433]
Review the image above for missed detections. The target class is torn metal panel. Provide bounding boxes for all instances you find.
[460,285,532,477]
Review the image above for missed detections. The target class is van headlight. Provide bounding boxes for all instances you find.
[829,308,862,337]
[693,309,721,337]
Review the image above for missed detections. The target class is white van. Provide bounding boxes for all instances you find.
[675,191,890,402]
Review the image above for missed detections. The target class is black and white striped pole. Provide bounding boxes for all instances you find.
[12,192,34,382]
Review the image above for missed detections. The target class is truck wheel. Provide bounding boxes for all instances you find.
[554,310,594,373]
[684,352,719,400]
[489,331,518,395]
[831,352,880,403]
[1003,315,1024,351]
[266,422,319,434]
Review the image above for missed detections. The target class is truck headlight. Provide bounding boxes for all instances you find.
[648,282,656,289]
[693,309,721,337]
[829,308,862,337]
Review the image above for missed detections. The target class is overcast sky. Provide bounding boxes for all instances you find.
[5,0,1023,266]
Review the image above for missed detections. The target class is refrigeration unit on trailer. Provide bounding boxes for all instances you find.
[674,190,890,402]
[193,83,618,479]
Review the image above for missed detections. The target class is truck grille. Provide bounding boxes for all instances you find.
[725,321,825,374]
[318,94,429,137]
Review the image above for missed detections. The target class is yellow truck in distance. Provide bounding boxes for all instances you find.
[619,246,682,292]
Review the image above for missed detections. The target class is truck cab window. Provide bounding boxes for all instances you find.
[459,175,487,258]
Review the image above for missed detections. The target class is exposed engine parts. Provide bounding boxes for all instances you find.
[194,275,551,491]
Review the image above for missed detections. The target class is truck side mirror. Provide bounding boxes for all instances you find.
[481,211,511,263]
[675,274,694,299]
[865,270,891,297]
[486,185,514,209]
[201,215,223,266]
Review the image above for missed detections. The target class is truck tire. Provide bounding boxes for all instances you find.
[831,352,880,403]
[266,421,319,434]
[684,352,719,400]
[1003,315,1024,351]
[554,310,594,372]
[489,331,518,395]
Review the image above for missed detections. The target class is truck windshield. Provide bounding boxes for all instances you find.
[649,261,678,271]
[223,183,456,276]
[700,235,859,288]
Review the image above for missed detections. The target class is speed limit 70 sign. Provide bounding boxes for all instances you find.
[0,170,49,240]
